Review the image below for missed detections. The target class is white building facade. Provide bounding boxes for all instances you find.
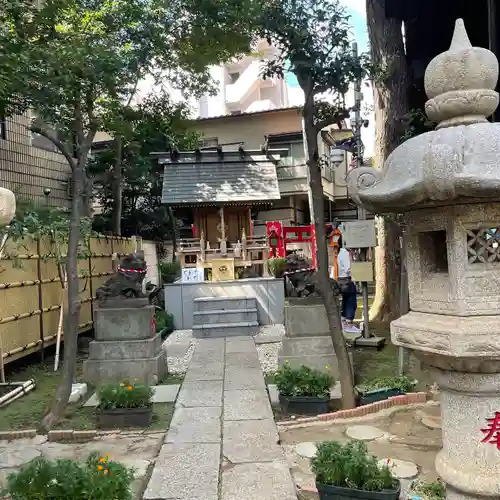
[198,40,290,119]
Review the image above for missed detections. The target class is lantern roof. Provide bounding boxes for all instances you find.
[348,19,500,213]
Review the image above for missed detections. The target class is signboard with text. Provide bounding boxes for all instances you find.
[343,220,377,248]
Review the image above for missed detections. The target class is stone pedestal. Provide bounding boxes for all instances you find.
[83,298,166,385]
[278,297,350,379]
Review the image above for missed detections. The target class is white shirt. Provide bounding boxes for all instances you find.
[337,248,351,278]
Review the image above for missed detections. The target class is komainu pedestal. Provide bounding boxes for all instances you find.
[279,297,346,379]
[83,253,166,385]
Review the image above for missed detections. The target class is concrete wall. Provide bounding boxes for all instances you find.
[164,277,285,329]
[142,241,159,287]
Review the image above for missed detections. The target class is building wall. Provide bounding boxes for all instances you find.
[194,109,302,150]
[0,114,71,208]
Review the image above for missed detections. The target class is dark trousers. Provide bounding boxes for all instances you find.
[341,280,357,321]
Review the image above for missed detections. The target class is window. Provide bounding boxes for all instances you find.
[199,137,219,148]
[419,230,448,273]
[228,72,240,84]
[0,113,6,140]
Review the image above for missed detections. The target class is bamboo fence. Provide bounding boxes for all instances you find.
[0,235,139,364]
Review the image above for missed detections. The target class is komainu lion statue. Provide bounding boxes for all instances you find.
[96,251,147,301]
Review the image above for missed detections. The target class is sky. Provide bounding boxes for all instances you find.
[286,0,374,158]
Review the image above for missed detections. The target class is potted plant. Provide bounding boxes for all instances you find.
[311,441,400,500]
[275,363,333,415]
[96,380,154,429]
[356,376,417,405]
[3,453,134,499]
[267,257,287,278]
[160,260,181,284]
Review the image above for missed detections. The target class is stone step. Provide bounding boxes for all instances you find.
[193,296,256,312]
[88,333,163,360]
[192,321,259,338]
[193,308,258,326]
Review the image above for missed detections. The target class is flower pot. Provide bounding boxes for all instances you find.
[279,394,330,415]
[97,407,153,429]
[316,481,401,500]
[357,388,402,406]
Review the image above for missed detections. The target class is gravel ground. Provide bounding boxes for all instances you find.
[163,326,283,375]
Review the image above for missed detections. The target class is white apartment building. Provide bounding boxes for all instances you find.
[198,39,290,119]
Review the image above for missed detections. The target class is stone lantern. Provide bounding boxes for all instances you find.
[348,19,500,500]
[0,187,15,227]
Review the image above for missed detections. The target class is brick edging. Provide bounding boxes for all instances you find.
[0,428,163,443]
[277,392,427,428]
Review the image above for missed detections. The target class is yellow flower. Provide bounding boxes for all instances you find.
[97,465,103,471]
[103,469,109,475]
[127,386,133,391]
[325,365,329,369]
[285,360,289,364]
[120,383,124,387]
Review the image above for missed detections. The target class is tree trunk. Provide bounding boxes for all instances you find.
[111,136,123,236]
[303,104,356,409]
[366,0,410,323]
[39,155,87,432]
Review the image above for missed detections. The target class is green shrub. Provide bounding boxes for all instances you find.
[275,363,334,398]
[97,381,153,410]
[311,441,396,492]
[156,309,174,337]
[3,453,134,500]
[357,376,416,393]
[411,479,445,500]
[160,260,181,283]
[267,257,287,278]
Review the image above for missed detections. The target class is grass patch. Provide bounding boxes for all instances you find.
[352,323,399,387]
[0,353,174,432]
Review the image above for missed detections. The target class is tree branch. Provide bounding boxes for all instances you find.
[30,124,76,170]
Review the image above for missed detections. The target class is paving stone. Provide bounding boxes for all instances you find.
[177,381,223,407]
[224,390,273,420]
[143,443,220,500]
[0,446,41,467]
[294,442,318,459]
[83,384,180,407]
[378,458,419,479]
[221,461,297,500]
[421,415,442,430]
[166,407,221,444]
[225,352,261,368]
[225,338,256,353]
[346,425,385,441]
[223,419,283,463]
[184,362,224,382]
[153,384,180,403]
[224,366,266,391]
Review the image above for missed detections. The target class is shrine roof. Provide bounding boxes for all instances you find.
[157,150,281,206]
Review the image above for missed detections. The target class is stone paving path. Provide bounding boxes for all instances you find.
[143,336,297,500]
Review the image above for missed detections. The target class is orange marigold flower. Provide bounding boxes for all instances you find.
[127,386,133,390]
[99,457,106,463]
[97,465,103,471]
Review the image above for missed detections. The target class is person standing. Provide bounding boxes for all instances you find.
[333,236,361,334]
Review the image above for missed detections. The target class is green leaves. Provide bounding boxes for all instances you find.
[275,363,334,398]
[311,441,396,492]
[259,0,370,130]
